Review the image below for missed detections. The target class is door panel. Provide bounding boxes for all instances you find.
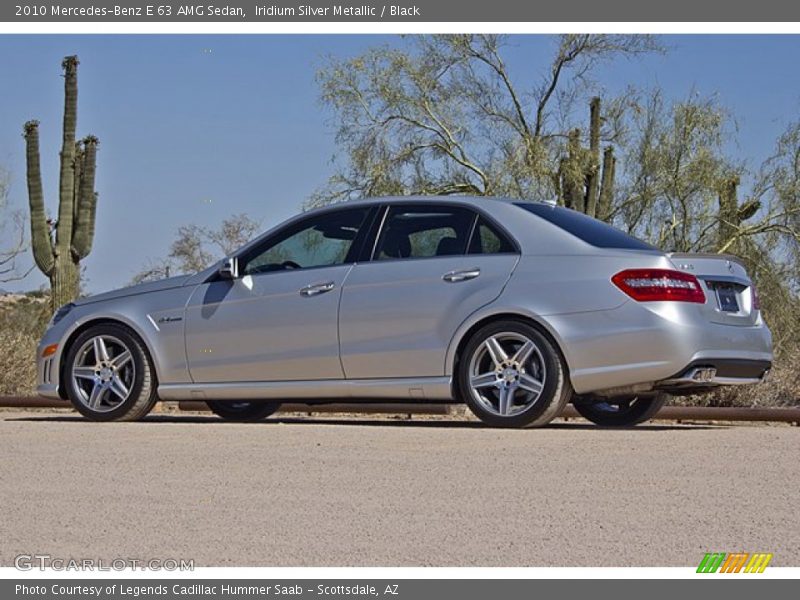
[185,266,351,383]
[339,255,518,379]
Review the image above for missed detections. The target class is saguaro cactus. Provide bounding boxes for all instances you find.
[597,146,616,222]
[561,128,586,212]
[716,175,761,253]
[558,97,616,221]
[584,97,602,218]
[24,56,99,311]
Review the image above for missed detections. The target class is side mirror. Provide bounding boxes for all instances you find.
[218,257,239,280]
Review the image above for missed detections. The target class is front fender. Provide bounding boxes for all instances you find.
[41,287,196,397]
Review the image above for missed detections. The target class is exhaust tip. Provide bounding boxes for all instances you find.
[692,367,717,383]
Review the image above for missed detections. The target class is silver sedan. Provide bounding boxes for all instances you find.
[37,197,773,427]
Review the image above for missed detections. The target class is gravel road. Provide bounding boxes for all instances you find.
[0,409,797,567]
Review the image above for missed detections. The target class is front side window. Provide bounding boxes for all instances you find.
[374,205,475,260]
[242,207,370,275]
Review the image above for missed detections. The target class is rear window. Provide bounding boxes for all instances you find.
[514,202,656,251]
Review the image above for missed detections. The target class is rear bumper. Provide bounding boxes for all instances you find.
[547,300,773,394]
[656,359,771,393]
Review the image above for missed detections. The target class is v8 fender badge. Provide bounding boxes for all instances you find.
[157,316,183,324]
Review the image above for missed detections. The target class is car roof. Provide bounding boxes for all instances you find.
[306,195,528,212]
[299,196,594,256]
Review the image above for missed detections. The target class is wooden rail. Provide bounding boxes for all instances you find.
[2,396,798,424]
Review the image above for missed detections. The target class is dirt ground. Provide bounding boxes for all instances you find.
[0,408,797,567]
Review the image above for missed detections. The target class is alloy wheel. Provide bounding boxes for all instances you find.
[71,335,135,413]
[467,332,547,417]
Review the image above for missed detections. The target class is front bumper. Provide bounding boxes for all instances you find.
[36,326,69,400]
[37,383,61,399]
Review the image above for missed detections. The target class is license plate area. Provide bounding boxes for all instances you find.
[713,284,740,313]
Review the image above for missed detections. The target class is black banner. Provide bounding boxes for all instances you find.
[5,579,798,600]
[4,0,800,22]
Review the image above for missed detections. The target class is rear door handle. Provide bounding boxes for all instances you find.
[299,281,335,297]
[442,268,481,283]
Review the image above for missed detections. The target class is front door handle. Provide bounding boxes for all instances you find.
[442,268,481,283]
[299,281,335,297]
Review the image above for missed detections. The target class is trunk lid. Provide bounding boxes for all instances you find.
[667,253,758,327]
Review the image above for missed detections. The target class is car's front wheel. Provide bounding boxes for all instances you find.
[64,324,158,421]
[458,320,572,428]
[572,393,667,427]
[206,401,281,422]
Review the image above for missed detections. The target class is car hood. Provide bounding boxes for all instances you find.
[74,274,195,306]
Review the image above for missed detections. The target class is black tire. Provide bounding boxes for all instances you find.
[573,393,668,427]
[457,320,572,428]
[206,401,281,422]
[64,323,158,422]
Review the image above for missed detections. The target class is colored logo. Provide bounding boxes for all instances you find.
[697,552,773,573]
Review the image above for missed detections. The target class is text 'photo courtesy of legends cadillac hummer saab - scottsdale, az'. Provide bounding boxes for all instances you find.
[36,196,773,427]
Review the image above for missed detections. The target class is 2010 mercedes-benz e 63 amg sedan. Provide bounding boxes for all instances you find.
[37,197,772,427]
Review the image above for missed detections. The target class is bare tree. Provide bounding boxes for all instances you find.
[0,167,34,284]
[131,214,261,284]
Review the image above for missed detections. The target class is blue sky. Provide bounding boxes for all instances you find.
[1,34,799,293]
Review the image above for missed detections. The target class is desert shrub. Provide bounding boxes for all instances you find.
[0,296,50,337]
[0,326,38,396]
[0,295,50,396]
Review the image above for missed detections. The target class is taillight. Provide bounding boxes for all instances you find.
[612,269,706,304]
[751,285,761,310]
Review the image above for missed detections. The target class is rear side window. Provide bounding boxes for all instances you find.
[514,202,656,251]
[374,205,475,260]
[468,217,516,255]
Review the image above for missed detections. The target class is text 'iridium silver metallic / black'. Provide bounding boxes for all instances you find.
[255,6,380,17]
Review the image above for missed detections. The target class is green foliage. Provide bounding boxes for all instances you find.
[614,90,734,251]
[311,34,660,208]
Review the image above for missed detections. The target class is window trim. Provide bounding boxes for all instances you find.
[362,204,389,263]
[366,201,520,263]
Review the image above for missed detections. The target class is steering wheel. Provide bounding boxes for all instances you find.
[281,260,302,270]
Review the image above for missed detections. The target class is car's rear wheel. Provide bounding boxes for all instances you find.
[65,324,158,422]
[458,320,571,428]
[206,401,281,422]
[572,393,667,427]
